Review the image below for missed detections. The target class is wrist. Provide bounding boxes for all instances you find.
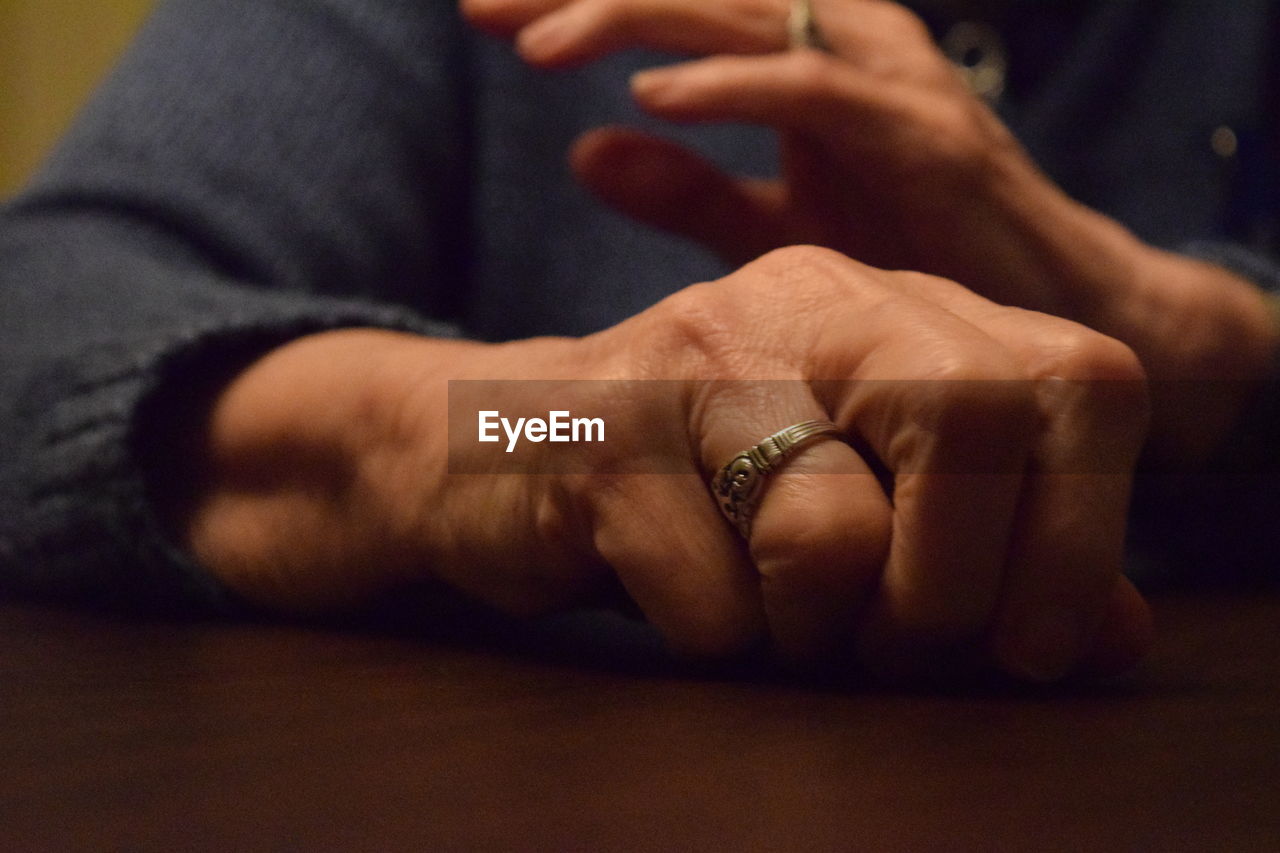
[177,328,491,610]
[1111,248,1279,462]
[182,326,624,615]
[979,154,1280,377]
[973,151,1148,327]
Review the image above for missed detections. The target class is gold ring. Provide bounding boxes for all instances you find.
[787,0,829,52]
[711,419,844,538]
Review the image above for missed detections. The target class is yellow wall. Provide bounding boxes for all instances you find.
[0,0,155,197]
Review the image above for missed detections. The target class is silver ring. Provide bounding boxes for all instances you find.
[787,0,829,52]
[711,420,844,538]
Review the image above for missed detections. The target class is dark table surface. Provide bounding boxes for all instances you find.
[4,593,1280,851]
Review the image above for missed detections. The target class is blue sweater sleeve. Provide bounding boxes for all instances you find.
[0,0,474,610]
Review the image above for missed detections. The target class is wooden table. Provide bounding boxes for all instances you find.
[3,594,1279,851]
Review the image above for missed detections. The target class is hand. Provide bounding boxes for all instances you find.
[463,0,1095,302]
[462,0,1279,461]
[178,247,1152,683]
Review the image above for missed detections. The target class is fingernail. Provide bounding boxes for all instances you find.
[1002,606,1083,683]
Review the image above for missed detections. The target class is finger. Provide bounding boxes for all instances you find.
[820,315,1039,677]
[706,250,1039,674]
[460,0,572,38]
[695,380,892,665]
[887,273,1153,680]
[591,471,766,659]
[571,127,788,266]
[513,0,785,67]
[992,372,1149,680]
[630,51,918,136]
[986,338,1149,680]
[504,0,938,69]
[753,444,893,665]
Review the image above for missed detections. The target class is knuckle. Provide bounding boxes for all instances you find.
[908,349,1039,442]
[920,339,1028,387]
[757,242,846,268]
[1038,329,1147,384]
[889,269,963,300]
[920,102,991,165]
[921,340,1025,385]
[877,3,932,43]
[879,97,1008,187]
[645,281,746,375]
[1025,327,1151,436]
[751,244,858,294]
[645,246,861,374]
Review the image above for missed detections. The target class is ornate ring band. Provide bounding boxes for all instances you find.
[787,0,829,52]
[711,419,844,538]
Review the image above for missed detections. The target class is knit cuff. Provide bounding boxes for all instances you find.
[9,301,454,614]
[0,211,456,613]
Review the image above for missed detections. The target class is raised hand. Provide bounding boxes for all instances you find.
[462,0,1279,463]
[466,0,1079,298]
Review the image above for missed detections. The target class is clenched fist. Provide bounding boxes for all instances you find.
[178,247,1153,683]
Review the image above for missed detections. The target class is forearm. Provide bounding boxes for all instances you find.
[172,328,599,613]
[174,328,465,609]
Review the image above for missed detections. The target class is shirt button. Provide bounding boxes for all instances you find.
[1211,125,1239,160]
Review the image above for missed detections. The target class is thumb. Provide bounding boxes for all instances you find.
[571,126,788,266]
